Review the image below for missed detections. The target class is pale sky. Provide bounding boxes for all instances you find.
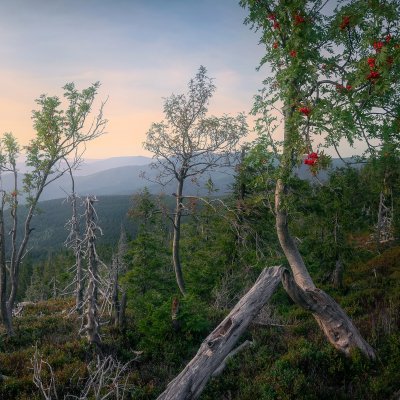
[0,0,265,159]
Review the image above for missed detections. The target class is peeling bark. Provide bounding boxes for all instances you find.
[157,266,282,400]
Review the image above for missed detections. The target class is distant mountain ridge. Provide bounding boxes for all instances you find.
[2,155,362,203]
[74,156,153,176]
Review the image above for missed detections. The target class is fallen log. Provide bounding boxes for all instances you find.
[157,266,282,400]
[211,340,253,378]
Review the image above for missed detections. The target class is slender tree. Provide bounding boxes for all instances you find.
[143,66,248,295]
[83,196,102,346]
[240,0,400,357]
[0,82,106,334]
[64,161,85,314]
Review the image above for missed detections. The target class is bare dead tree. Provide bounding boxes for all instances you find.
[64,159,85,314]
[69,355,134,400]
[143,66,247,295]
[375,190,394,247]
[32,346,135,400]
[0,83,106,335]
[31,344,59,400]
[83,196,102,346]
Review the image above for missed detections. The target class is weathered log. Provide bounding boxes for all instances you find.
[211,340,253,378]
[157,266,282,400]
[281,269,375,359]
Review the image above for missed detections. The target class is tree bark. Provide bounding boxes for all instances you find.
[275,179,315,290]
[281,269,375,358]
[84,197,101,345]
[172,178,186,295]
[157,266,282,400]
[275,180,375,358]
[71,188,84,315]
[275,179,375,358]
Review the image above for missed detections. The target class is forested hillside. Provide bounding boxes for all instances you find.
[1,154,399,399]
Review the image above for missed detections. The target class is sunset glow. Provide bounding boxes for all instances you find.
[0,0,264,159]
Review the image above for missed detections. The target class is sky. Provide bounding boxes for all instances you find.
[0,0,266,159]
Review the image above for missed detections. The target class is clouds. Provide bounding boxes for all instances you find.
[0,0,264,157]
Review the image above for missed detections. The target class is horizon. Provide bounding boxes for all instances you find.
[1,0,366,162]
[0,0,265,159]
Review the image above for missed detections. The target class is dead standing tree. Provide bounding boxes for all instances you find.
[143,66,248,295]
[64,161,85,314]
[83,196,102,346]
[0,83,106,335]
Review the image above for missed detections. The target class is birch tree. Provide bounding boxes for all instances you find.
[0,82,106,335]
[143,66,248,295]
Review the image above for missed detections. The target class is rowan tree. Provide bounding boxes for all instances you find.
[240,0,400,357]
[143,66,248,295]
[0,82,106,335]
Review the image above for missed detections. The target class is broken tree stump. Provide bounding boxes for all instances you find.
[157,266,282,400]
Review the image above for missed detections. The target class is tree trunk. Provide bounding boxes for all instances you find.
[0,203,13,336]
[118,290,127,330]
[72,191,84,315]
[84,197,101,345]
[76,249,84,314]
[157,266,282,400]
[173,178,186,295]
[281,269,375,358]
[275,179,375,358]
[8,172,49,317]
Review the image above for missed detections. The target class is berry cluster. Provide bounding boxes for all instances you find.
[304,152,319,166]
[336,84,352,92]
[339,15,351,30]
[299,106,311,116]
